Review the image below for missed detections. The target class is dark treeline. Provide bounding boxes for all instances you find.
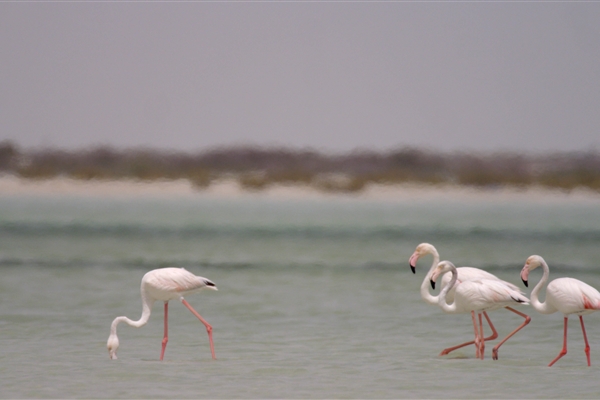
[1,141,600,193]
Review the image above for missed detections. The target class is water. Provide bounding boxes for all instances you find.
[1,190,600,398]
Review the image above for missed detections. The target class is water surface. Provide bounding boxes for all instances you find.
[1,192,600,398]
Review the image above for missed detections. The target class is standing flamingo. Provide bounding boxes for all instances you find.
[409,243,530,358]
[107,267,218,360]
[521,255,600,367]
[433,261,530,360]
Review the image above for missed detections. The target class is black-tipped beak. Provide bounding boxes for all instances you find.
[410,265,416,274]
[430,279,436,290]
[522,279,528,288]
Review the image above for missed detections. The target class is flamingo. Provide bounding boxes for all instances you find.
[409,243,530,358]
[107,267,218,360]
[521,255,600,367]
[433,260,530,360]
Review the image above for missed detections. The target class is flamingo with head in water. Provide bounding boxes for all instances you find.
[521,255,600,367]
[433,260,530,360]
[409,243,530,359]
[107,267,218,360]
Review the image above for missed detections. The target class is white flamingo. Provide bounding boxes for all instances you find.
[107,267,218,360]
[409,243,530,358]
[521,255,600,367]
[434,260,530,360]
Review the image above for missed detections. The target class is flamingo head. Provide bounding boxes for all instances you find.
[202,278,218,291]
[430,260,455,290]
[409,243,436,274]
[521,255,544,288]
[107,334,120,360]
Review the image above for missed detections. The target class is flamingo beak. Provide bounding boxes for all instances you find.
[409,253,419,274]
[520,265,529,287]
[430,279,436,290]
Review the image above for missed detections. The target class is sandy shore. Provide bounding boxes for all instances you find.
[0,175,599,203]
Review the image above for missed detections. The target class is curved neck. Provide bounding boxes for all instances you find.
[110,290,155,336]
[529,259,556,314]
[420,249,440,305]
[438,266,458,313]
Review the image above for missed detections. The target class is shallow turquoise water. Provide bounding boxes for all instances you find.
[1,192,600,398]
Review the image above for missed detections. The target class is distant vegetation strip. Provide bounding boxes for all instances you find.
[1,141,600,193]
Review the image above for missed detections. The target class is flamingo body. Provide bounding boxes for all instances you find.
[433,263,530,314]
[546,278,600,315]
[521,255,600,366]
[107,267,217,361]
[439,266,521,303]
[143,267,215,301]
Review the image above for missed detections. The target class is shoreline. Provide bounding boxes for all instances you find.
[1,175,599,203]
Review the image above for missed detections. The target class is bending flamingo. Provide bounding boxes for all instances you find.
[434,260,530,360]
[107,267,218,360]
[521,255,600,367]
[409,243,530,358]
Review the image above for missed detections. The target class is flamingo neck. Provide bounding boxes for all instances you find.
[420,248,440,305]
[438,266,458,314]
[110,290,155,336]
[529,259,556,314]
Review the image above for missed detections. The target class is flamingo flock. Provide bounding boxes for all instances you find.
[409,243,600,367]
[105,242,599,368]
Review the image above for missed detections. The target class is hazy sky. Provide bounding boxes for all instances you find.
[1,2,599,153]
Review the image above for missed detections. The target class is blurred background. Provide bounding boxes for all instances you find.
[1,3,600,157]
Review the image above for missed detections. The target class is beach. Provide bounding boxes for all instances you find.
[1,175,599,204]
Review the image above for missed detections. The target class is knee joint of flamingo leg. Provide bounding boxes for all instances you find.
[162,337,168,345]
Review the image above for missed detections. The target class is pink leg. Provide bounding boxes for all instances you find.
[471,311,481,359]
[439,311,498,356]
[491,307,531,361]
[549,316,568,367]
[160,301,169,361]
[579,315,591,366]
[181,298,216,360]
[478,313,485,360]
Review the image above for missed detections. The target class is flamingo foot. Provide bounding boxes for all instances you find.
[160,337,168,361]
[438,340,477,356]
[479,342,485,360]
[584,347,591,367]
[548,349,567,367]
